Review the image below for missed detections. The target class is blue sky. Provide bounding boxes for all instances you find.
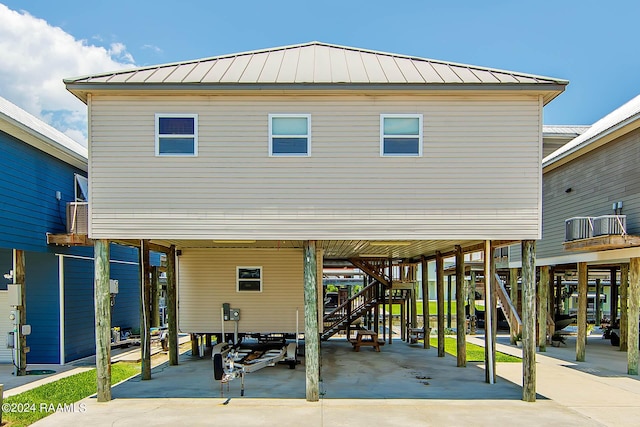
[2,1,640,143]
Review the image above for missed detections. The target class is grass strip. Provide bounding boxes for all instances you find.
[3,362,140,427]
[429,336,520,362]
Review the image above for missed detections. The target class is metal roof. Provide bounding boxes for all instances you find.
[0,96,87,171]
[65,41,567,103]
[543,94,640,168]
[542,125,590,137]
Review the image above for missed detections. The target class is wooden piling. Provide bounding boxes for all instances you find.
[13,250,26,376]
[576,262,588,362]
[510,268,518,344]
[388,258,393,345]
[620,263,629,352]
[436,252,445,357]
[421,256,430,349]
[167,245,178,365]
[595,278,602,327]
[140,240,152,379]
[610,267,618,324]
[303,241,320,401]
[447,275,452,329]
[521,240,536,402]
[151,266,159,328]
[628,258,639,375]
[469,271,476,335]
[94,239,111,402]
[455,245,466,367]
[538,266,550,352]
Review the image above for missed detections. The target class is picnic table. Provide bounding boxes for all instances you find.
[350,329,383,352]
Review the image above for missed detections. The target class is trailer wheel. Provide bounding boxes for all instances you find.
[213,353,224,380]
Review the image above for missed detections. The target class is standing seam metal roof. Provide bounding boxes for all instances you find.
[64,41,568,87]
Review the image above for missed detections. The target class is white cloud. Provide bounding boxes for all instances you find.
[142,44,163,54]
[0,4,136,145]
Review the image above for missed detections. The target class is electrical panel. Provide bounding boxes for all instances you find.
[230,308,240,321]
[7,332,14,348]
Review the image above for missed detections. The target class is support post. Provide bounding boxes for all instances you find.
[610,267,618,324]
[303,241,319,401]
[94,239,111,402]
[628,258,640,375]
[447,275,452,329]
[538,266,550,352]
[620,263,629,352]
[151,266,159,328]
[485,241,497,384]
[388,258,393,345]
[400,296,405,341]
[167,245,178,365]
[436,251,445,357]
[455,245,466,367]
[595,278,602,327]
[421,257,430,349]
[374,284,380,335]
[140,240,152,379]
[576,262,588,362]
[555,275,562,318]
[411,284,417,334]
[13,250,26,376]
[469,271,476,335]
[521,240,536,402]
[510,268,519,344]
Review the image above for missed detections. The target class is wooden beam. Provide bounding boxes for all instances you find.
[455,245,466,367]
[140,240,151,380]
[563,235,640,252]
[436,252,445,357]
[620,263,629,352]
[576,262,588,362]
[13,250,26,376]
[46,232,92,246]
[94,239,111,402]
[421,256,430,349]
[167,245,178,365]
[509,268,519,344]
[303,241,320,402]
[628,258,640,375]
[538,266,550,352]
[521,239,536,402]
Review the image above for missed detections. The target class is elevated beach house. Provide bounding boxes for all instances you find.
[64,42,567,401]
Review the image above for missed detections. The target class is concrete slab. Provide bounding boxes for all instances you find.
[10,334,640,426]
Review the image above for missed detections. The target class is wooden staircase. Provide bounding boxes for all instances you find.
[321,279,381,341]
[494,273,522,337]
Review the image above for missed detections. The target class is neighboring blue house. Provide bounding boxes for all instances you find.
[0,96,146,364]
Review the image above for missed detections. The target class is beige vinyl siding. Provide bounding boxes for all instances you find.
[178,248,304,333]
[89,93,542,240]
[539,126,640,260]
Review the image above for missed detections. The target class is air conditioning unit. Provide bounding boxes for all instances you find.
[565,217,592,241]
[593,215,626,236]
[66,202,88,234]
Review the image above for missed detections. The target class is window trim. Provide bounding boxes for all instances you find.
[268,113,311,157]
[236,266,263,293]
[155,113,198,157]
[380,114,423,157]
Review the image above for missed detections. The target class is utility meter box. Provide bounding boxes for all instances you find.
[229,308,241,321]
[110,279,119,294]
[8,284,22,306]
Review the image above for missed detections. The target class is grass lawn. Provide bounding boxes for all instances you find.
[429,336,520,363]
[387,301,486,316]
[2,363,140,427]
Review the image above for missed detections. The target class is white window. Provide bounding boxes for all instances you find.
[237,267,262,292]
[155,114,198,156]
[380,114,423,156]
[269,114,310,156]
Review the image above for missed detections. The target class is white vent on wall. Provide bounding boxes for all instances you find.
[565,217,593,241]
[593,215,626,237]
[66,202,88,234]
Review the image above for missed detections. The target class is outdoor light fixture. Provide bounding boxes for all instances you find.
[212,240,257,244]
[358,254,388,258]
[368,241,412,246]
